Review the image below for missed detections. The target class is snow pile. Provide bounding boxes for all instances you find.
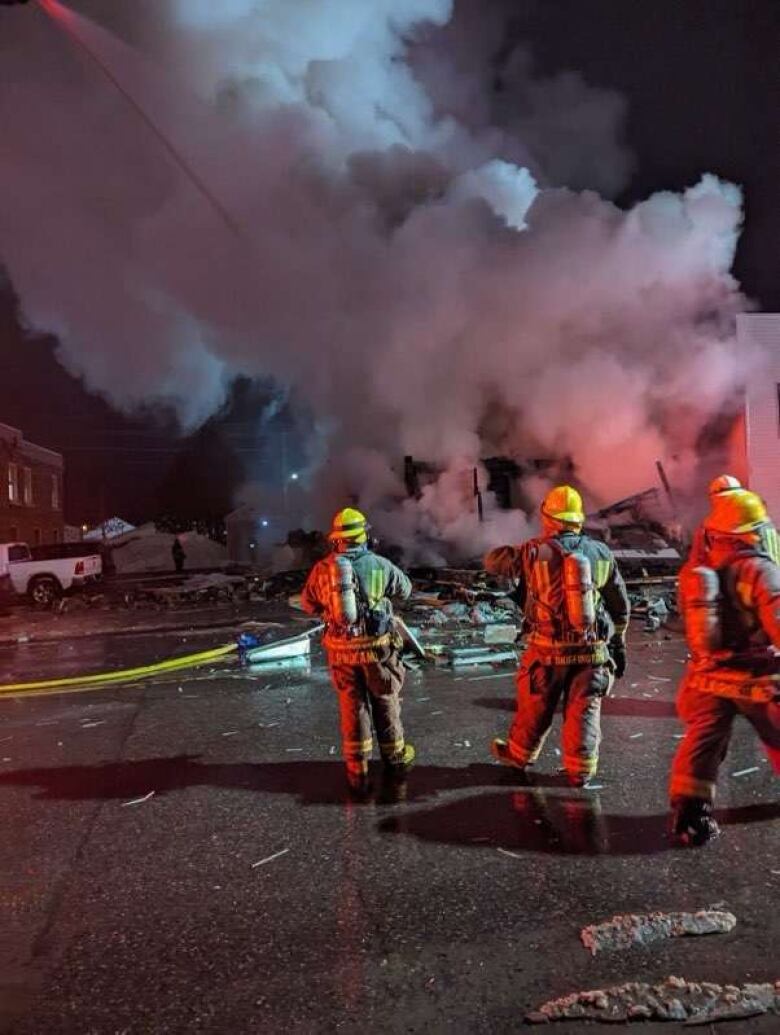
[108,524,227,573]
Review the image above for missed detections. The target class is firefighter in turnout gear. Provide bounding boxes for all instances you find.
[484,486,630,786]
[709,474,743,497]
[301,508,415,793]
[689,476,779,567]
[670,490,780,846]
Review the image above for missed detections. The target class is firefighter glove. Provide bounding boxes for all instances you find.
[609,640,627,679]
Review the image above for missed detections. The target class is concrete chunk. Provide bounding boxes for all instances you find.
[580,909,737,955]
[527,976,779,1025]
[483,624,518,645]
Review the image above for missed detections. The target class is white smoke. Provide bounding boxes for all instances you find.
[0,0,762,556]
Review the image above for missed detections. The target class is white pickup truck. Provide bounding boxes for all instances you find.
[0,542,102,606]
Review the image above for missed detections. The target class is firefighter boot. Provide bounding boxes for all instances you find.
[383,743,415,774]
[345,760,371,799]
[671,797,721,847]
[491,738,529,774]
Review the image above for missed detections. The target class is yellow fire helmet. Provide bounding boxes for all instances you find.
[541,485,585,527]
[708,474,742,497]
[704,490,768,535]
[329,507,369,543]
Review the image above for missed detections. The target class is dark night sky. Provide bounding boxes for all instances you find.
[1,0,777,524]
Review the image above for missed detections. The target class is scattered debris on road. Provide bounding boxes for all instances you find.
[120,791,155,807]
[580,910,736,956]
[251,848,290,868]
[526,975,779,1024]
[731,766,760,777]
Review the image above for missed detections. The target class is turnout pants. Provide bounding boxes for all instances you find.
[669,673,780,803]
[504,657,612,778]
[329,647,406,774]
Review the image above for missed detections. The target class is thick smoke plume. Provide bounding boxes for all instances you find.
[0,0,761,555]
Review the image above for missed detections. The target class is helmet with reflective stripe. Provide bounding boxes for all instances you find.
[708,474,742,497]
[704,490,768,535]
[541,485,585,527]
[329,507,369,543]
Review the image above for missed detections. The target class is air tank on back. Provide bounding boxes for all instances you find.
[680,565,722,658]
[562,551,596,639]
[326,553,358,629]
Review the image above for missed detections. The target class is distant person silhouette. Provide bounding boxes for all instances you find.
[172,536,186,573]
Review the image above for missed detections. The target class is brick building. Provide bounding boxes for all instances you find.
[0,422,64,545]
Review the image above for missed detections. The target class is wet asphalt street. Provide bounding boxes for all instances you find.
[0,627,777,1034]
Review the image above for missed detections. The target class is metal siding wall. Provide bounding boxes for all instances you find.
[739,314,780,518]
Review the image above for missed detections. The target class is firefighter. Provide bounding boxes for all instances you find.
[689,476,779,566]
[301,508,414,794]
[709,474,743,497]
[670,490,780,845]
[485,485,630,786]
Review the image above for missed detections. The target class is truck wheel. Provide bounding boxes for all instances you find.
[28,576,62,608]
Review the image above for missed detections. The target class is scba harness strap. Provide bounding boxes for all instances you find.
[326,554,393,646]
[525,537,605,649]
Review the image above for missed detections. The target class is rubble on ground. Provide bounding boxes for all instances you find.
[131,573,247,608]
[448,645,517,667]
[410,598,516,627]
[409,567,503,594]
[580,910,736,956]
[262,569,308,599]
[526,976,780,1025]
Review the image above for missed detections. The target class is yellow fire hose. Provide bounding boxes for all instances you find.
[0,643,238,699]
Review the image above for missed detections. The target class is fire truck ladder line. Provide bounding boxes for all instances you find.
[34,0,243,239]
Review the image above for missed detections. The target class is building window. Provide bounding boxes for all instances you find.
[23,467,33,506]
[51,474,60,510]
[52,528,60,543]
[9,526,18,542]
[7,463,19,504]
[33,528,41,546]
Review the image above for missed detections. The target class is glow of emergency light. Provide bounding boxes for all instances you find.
[290,472,299,481]
[261,519,269,527]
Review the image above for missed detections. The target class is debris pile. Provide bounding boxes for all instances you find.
[631,594,676,631]
[580,910,737,956]
[410,597,515,627]
[586,487,684,580]
[129,573,247,608]
[261,570,309,600]
[526,976,780,1025]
